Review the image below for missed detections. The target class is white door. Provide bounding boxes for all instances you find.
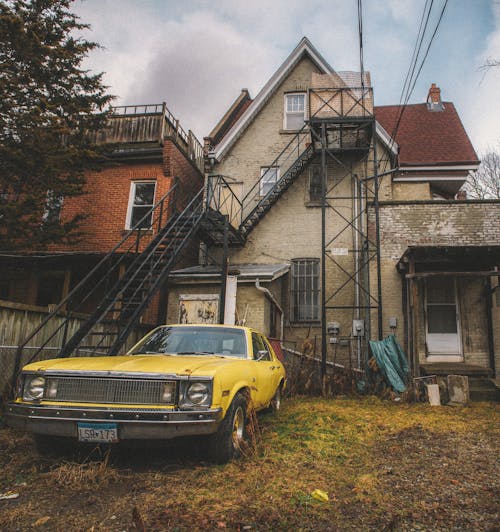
[425,277,463,361]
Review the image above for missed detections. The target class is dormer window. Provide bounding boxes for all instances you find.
[284,92,306,130]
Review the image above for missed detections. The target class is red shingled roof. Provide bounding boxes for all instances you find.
[375,103,479,166]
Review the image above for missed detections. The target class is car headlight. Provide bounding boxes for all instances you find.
[23,375,46,401]
[187,382,209,405]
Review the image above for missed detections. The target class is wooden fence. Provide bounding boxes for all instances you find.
[0,300,151,394]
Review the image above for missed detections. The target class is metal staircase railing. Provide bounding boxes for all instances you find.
[239,124,314,236]
[59,188,205,358]
[206,175,243,230]
[11,182,205,388]
[11,114,320,392]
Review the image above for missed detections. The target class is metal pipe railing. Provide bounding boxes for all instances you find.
[239,124,311,222]
[11,183,180,384]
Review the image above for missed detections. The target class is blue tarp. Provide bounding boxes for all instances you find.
[369,335,409,393]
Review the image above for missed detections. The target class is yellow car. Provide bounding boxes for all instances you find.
[6,324,286,463]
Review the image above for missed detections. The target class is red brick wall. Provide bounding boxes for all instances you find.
[49,139,204,254]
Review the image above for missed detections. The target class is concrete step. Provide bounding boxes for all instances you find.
[469,378,500,402]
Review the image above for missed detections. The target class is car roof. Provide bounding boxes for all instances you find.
[162,323,262,335]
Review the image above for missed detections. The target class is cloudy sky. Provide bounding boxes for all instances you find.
[75,0,499,154]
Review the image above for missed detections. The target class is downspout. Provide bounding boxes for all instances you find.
[255,279,284,341]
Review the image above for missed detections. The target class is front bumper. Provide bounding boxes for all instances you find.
[5,402,223,440]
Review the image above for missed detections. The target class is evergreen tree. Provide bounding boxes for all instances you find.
[0,0,114,249]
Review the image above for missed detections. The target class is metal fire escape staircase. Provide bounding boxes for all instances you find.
[12,122,316,388]
[239,127,314,237]
[13,183,207,380]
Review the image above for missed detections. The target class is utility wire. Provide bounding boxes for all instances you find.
[389,0,448,152]
[405,0,449,104]
[398,0,432,107]
[388,0,434,151]
[357,0,365,91]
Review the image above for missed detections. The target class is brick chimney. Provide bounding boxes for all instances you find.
[427,83,444,111]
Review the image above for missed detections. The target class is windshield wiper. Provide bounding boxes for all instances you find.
[176,351,214,356]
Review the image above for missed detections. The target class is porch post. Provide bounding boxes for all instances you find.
[485,276,496,378]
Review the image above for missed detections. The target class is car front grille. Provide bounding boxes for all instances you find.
[45,376,176,405]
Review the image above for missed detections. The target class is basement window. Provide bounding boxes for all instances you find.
[284,93,306,130]
[260,167,279,196]
[291,258,320,322]
[126,181,156,229]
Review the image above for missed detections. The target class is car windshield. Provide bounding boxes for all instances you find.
[130,326,248,358]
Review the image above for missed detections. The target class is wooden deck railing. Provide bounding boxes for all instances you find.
[91,102,204,172]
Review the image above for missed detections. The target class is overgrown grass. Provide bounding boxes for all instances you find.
[0,397,498,530]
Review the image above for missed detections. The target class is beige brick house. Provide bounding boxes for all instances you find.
[164,37,499,385]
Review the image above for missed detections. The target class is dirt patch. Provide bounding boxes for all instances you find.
[370,426,499,531]
[0,398,498,531]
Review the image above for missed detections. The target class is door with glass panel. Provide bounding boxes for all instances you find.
[425,277,462,360]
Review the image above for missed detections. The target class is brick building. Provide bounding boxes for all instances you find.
[166,38,500,386]
[1,104,204,323]
[4,38,499,395]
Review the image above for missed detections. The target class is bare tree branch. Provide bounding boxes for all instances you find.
[479,58,500,71]
[463,149,500,199]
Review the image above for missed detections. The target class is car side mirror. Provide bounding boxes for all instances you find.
[256,350,269,361]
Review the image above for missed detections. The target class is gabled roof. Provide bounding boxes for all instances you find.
[375,103,479,167]
[206,89,253,149]
[212,37,336,160]
[211,37,399,161]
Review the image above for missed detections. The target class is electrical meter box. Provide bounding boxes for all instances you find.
[352,319,365,337]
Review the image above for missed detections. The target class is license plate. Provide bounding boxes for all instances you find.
[77,422,118,443]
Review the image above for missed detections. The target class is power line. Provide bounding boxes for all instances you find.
[389,0,448,151]
[398,0,433,107]
[389,0,434,151]
[357,0,365,90]
[405,0,449,104]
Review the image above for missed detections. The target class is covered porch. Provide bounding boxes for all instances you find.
[397,245,500,380]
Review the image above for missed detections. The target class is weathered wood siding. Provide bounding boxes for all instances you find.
[0,300,151,393]
[93,114,163,144]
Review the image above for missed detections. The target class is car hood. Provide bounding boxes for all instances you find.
[22,355,247,377]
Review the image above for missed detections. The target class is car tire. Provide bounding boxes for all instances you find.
[208,393,246,464]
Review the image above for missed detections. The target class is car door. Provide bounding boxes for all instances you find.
[250,332,277,408]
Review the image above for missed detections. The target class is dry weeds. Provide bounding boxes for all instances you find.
[0,397,498,531]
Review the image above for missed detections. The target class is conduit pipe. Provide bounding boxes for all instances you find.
[255,279,284,341]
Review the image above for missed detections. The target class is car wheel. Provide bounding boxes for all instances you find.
[208,393,246,464]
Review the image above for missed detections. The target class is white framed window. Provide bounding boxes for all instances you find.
[126,181,156,229]
[42,190,63,224]
[291,258,320,322]
[284,92,306,130]
[260,166,279,196]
